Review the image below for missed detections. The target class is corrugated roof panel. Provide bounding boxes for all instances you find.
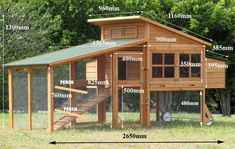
[4,38,145,67]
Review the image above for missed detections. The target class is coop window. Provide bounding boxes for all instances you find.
[152,53,175,78]
[179,54,201,78]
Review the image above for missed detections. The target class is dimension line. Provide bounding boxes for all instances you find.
[49,140,224,145]
[89,11,143,17]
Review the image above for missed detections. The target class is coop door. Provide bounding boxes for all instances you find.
[118,56,141,80]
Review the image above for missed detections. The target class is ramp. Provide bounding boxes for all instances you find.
[53,91,110,130]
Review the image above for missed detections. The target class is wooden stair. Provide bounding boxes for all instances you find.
[53,89,110,130]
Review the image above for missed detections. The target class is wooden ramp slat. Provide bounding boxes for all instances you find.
[53,90,110,130]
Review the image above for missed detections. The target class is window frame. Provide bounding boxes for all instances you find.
[178,51,202,81]
[150,49,202,81]
[151,51,176,80]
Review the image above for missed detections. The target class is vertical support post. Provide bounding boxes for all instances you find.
[140,53,144,125]
[8,68,14,129]
[69,62,76,125]
[156,91,160,121]
[201,45,206,126]
[140,92,143,125]
[201,89,206,126]
[27,67,32,130]
[47,66,54,133]
[97,55,106,124]
[142,44,150,126]
[112,52,119,128]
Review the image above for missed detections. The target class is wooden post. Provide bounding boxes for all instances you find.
[8,68,14,129]
[69,62,76,125]
[201,89,206,126]
[97,55,106,124]
[140,53,144,126]
[27,68,32,130]
[47,66,54,133]
[201,46,206,126]
[156,91,160,121]
[142,44,150,126]
[112,52,119,128]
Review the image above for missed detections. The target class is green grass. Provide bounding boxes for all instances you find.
[0,112,235,149]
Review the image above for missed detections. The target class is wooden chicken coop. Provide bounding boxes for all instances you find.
[4,15,226,133]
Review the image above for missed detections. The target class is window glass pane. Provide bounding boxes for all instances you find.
[165,54,174,65]
[180,54,189,65]
[152,67,162,78]
[180,67,189,77]
[152,53,162,65]
[191,54,200,63]
[191,67,200,77]
[165,67,174,78]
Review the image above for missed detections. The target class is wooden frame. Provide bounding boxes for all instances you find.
[7,15,225,132]
[115,51,144,126]
[201,90,206,126]
[8,68,14,129]
[47,66,54,133]
[55,86,88,94]
[97,55,106,124]
[27,67,32,130]
[69,62,76,125]
[112,52,119,128]
[142,43,150,126]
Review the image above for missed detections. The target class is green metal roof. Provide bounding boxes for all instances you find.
[4,38,145,67]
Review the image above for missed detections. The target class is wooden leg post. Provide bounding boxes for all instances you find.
[112,52,119,128]
[69,62,76,125]
[201,90,206,126]
[97,55,106,124]
[47,66,54,133]
[28,68,32,130]
[140,87,144,126]
[142,44,150,126]
[8,68,14,129]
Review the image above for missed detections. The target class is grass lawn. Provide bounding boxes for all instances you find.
[0,112,235,149]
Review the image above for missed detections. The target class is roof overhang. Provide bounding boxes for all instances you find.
[3,38,147,68]
[88,15,144,26]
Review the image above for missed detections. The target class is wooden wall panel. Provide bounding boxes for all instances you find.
[86,59,97,88]
[126,61,140,80]
[104,54,112,88]
[149,24,200,45]
[86,59,97,81]
[205,58,226,88]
